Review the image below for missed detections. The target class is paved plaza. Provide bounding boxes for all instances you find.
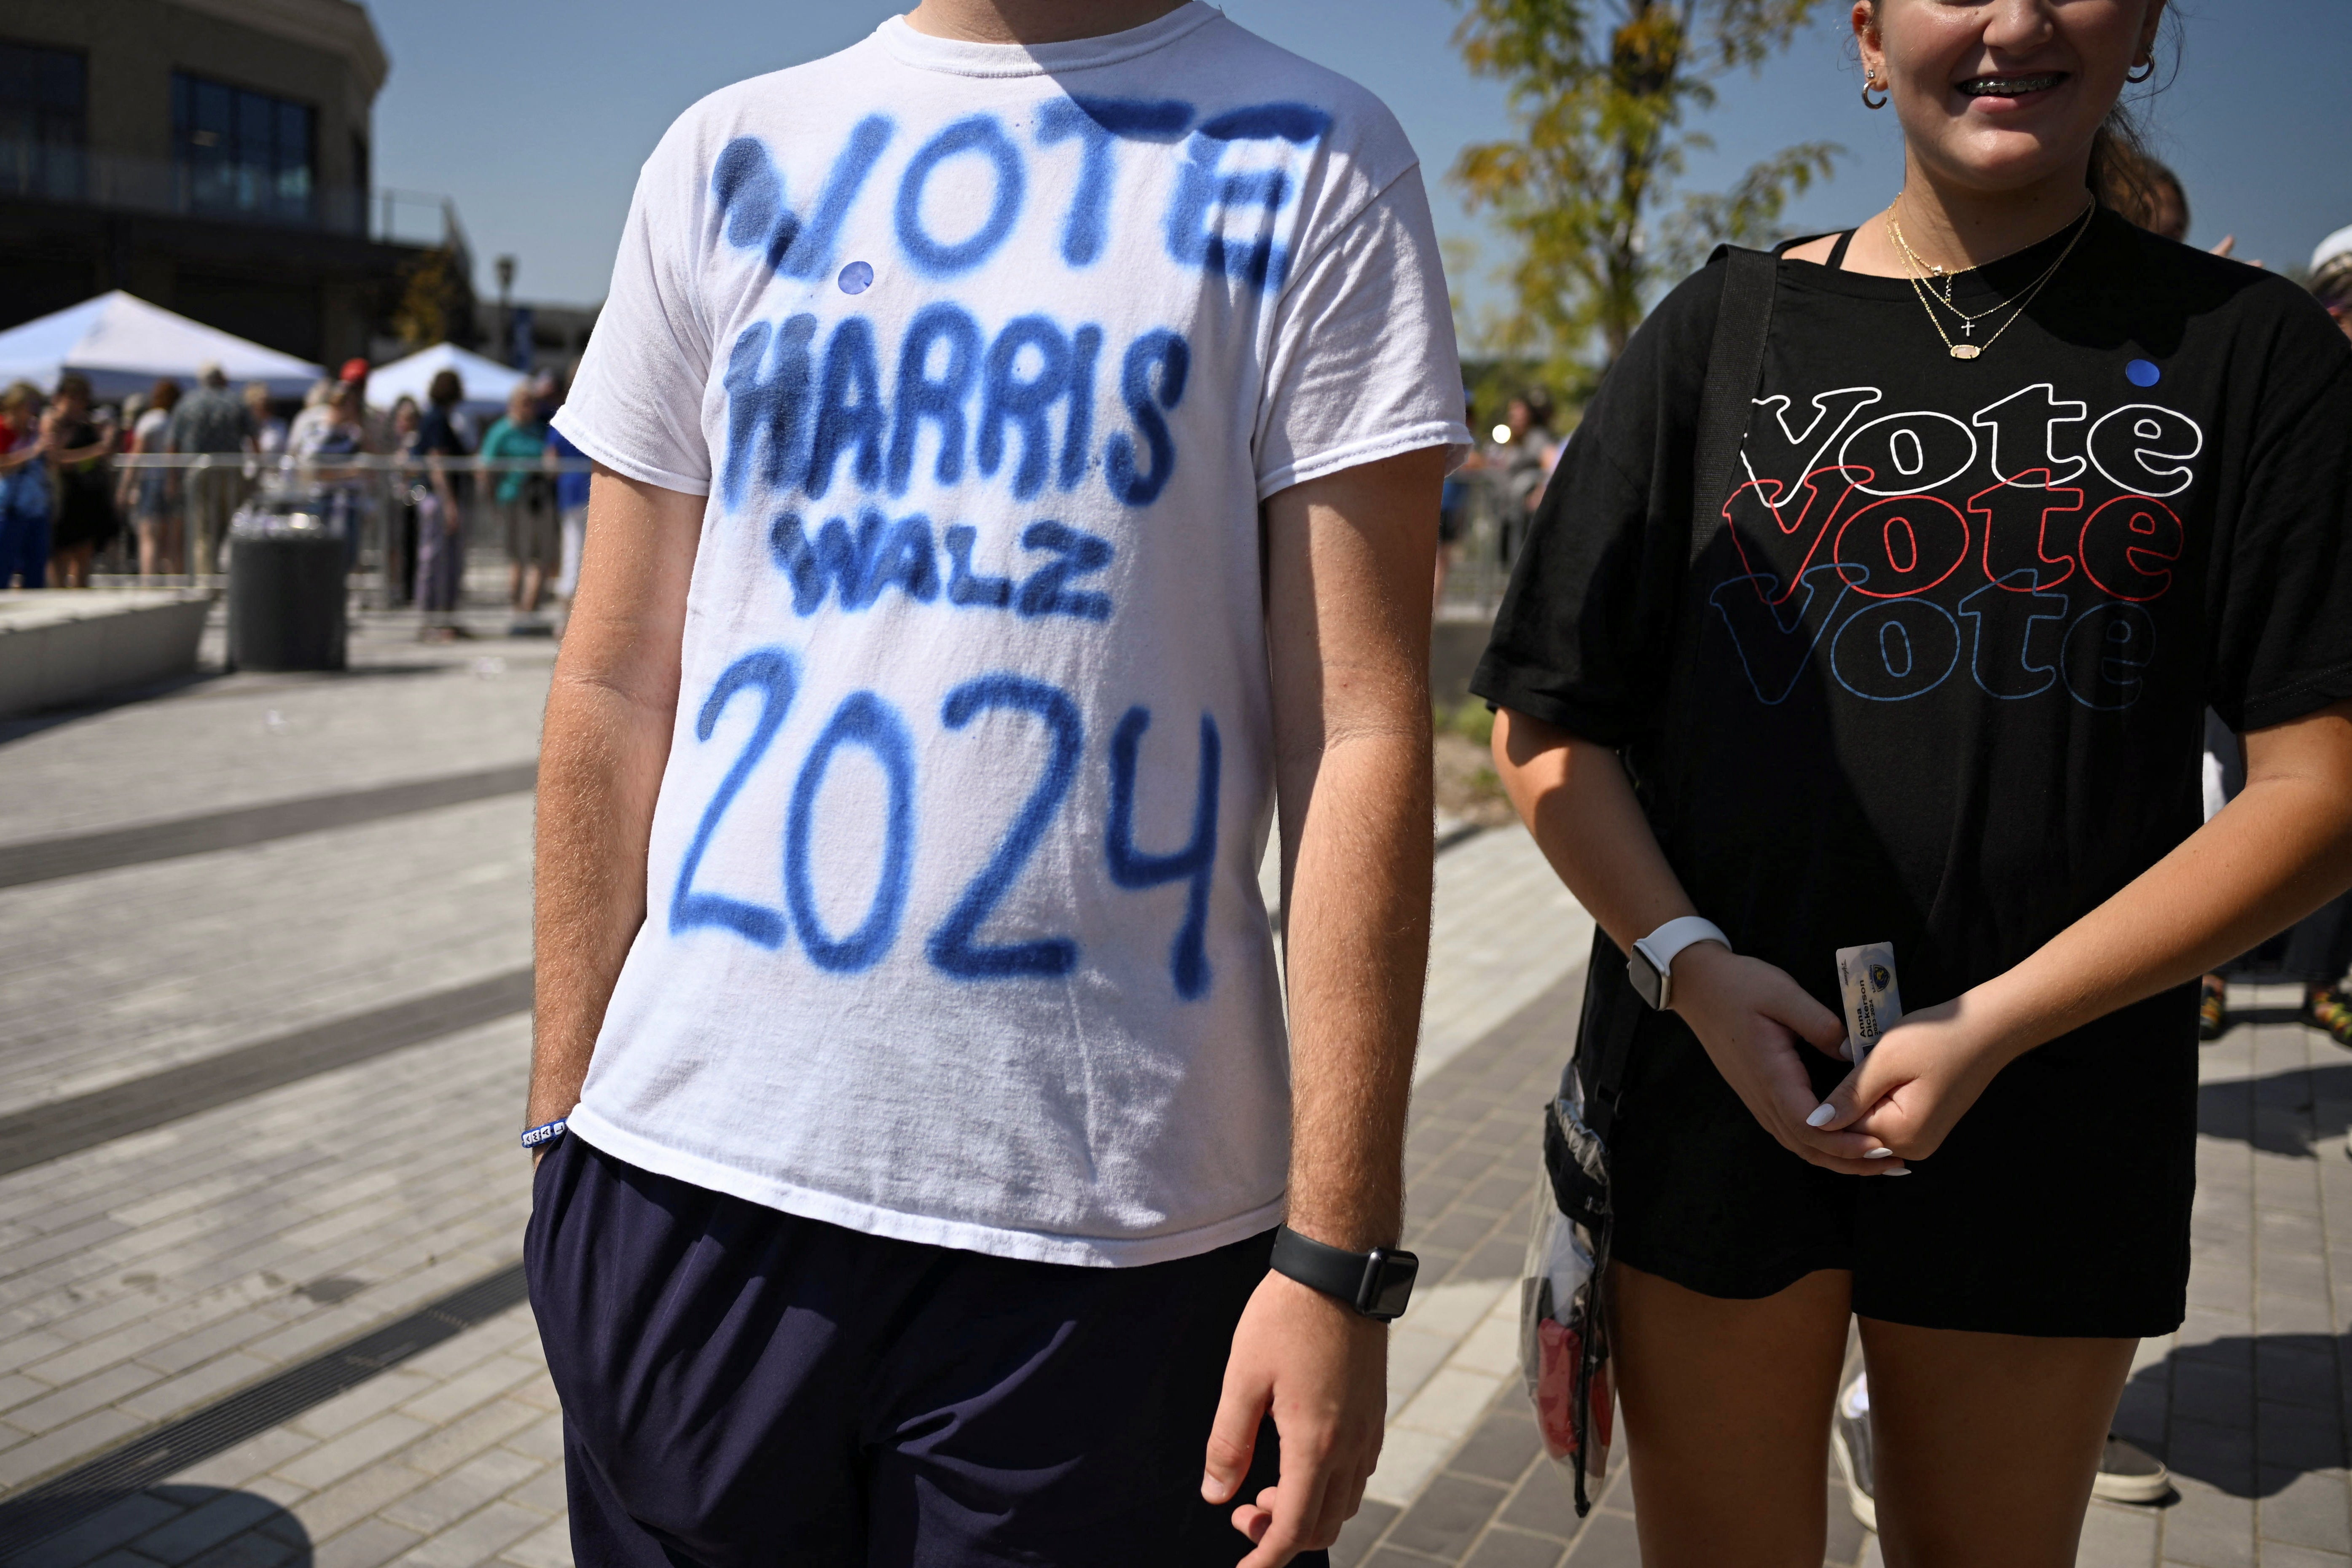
[0,606,2347,1568]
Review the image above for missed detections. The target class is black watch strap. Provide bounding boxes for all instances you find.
[1269,1225,1419,1322]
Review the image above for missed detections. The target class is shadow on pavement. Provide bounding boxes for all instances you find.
[0,1485,311,1568]
[2196,1058,2352,1158]
[2117,1334,2349,1500]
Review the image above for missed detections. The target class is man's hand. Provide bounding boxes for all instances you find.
[1670,943,1906,1176]
[1203,1271,1387,1566]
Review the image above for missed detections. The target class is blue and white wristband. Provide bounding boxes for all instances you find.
[521,1118,568,1152]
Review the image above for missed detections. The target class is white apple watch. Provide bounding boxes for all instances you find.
[1627,916,1730,1010]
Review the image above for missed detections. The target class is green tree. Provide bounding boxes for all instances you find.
[1453,0,1839,398]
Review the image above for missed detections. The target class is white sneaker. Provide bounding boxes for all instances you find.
[1833,1372,1877,1533]
[2091,1434,2170,1503]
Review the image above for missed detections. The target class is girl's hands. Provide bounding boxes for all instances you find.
[1809,992,2022,1162]
[1669,943,1908,1176]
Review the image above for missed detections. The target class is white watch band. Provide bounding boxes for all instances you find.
[1631,916,1731,1008]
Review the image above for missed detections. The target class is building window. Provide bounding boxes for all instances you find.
[172,72,315,224]
[0,41,87,201]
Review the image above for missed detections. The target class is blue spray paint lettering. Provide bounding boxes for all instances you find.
[670,649,796,946]
[1165,103,1331,292]
[1106,330,1189,506]
[711,118,893,278]
[1035,97,1195,267]
[720,316,817,511]
[1015,521,1114,621]
[888,303,982,494]
[1061,325,1101,490]
[927,677,1084,979]
[944,524,1014,608]
[1105,706,1220,1000]
[979,317,1072,501]
[784,692,917,973]
[895,115,1025,276]
[769,508,938,613]
[806,317,886,499]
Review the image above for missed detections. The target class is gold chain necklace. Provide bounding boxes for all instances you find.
[1891,200,2095,361]
[1887,215,1977,307]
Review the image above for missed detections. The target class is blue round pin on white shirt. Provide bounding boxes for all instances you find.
[838,261,873,295]
[2126,358,2161,387]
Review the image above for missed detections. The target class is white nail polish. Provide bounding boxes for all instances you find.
[1864,1148,1896,1159]
[1805,1104,1836,1128]
[1886,1168,1911,1176]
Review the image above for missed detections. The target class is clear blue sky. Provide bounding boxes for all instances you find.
[371,0,2352,337]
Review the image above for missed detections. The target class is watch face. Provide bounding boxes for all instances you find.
[1367,1251,1420,1321]
[1627,950,1665,1010]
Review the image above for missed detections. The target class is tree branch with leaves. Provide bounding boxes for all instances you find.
[1453,0,1839,398]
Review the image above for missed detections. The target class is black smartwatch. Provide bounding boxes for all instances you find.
[1269,1225,1419,1322]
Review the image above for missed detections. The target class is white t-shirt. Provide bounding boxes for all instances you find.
[555,2,1469,1267]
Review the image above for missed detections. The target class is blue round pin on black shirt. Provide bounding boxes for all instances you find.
[2126,358,2161,387]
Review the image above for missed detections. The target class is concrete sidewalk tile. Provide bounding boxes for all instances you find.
[274,1413,434,1490]
[118,1351,275,1423]
[1389,1332,1455,1421]
[2073,1500,2161,1568]
[3,1492,187,1568]
[497,1516,574,1568]
[496,1412,565,1466]
[2256,1404,2347,1472]
[129,1489,292,1566]
[1556,1506,1635,1564]
[293,1372,439,1443]
[1367,1426,1460,1509]
[1447,1410,1542,1489]
[278,1456,435,1542]
[1461,1526,1567,1568]
[2257,1468,2352,1554]
[2159,1478,2256,1567]
[181,1528,302,1568]
[2253,1547,2352,1568]
[1494,1468,1585,1541]
[140,1306,309,1377]
[1385,1474,1512,1560]
[166,1426,324,1490]
[2,1359,162,1434]
[1449,1313,1521,1381]
[499,1461,567,1515]
[379,1448,545,1535]
[0,1406,148,1490]
[1398,1370,1510,1445]
[384,1499,545,1568]
[399,1396,545,1475]
[310,1519,424,1568]
[393,1354,542,1428]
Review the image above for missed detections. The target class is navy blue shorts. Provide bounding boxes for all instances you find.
[526,1133,1327,1568]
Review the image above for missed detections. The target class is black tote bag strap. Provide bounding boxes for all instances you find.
[1563,245,1778,1136]
[1688,245,1778,567]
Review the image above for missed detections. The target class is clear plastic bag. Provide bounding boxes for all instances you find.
[1519,1081,1616,1511]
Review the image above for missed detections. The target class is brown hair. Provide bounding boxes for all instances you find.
[149,378,182,413]
[54,373,92,407]
[427,368,464,408]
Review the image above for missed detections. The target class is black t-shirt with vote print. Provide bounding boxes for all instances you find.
[1474,209,2352,1047]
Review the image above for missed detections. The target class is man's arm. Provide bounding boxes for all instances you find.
[526,468,703,1137]
[1202,444,1445,1566]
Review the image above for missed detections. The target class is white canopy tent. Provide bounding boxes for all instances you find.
[364,342,529,423]
[0,291,324,401]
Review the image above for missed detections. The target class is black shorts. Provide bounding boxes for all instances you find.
[1607,986,2198,1339]
[526,1133,1322,1568]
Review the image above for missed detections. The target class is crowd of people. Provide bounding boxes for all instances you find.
[0,354,588,639]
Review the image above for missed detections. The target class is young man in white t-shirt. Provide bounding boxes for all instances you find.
[525,1,1469,1561]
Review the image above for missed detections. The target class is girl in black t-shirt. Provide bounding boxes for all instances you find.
[1475,3,2352,1562]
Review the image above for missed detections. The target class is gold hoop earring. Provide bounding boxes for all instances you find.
[1862,70,1889,110]
[2126,59,2155,82]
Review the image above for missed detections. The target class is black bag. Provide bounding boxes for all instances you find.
[1517,244,1779,1517]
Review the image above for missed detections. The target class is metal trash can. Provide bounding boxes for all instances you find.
[227,493,348,672]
